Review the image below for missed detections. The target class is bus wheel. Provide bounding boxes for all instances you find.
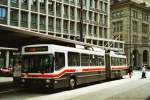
[69,78,76,89]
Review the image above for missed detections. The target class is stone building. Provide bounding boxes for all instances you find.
[111,0,150,69]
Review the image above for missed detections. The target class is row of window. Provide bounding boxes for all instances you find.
[0,7,107,37]
[112,10,149,22]
[55,52,105,70]
[111,57,126,66]
[132,10,149,22]
[112,20,149,34]
[112,21,123,33]
[0,0,108,13]
[0,6,107,35]
[132,21,149,33]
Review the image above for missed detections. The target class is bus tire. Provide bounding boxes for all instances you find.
[69,78,76,89]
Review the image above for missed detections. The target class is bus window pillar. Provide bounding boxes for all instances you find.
[6,51,10,68]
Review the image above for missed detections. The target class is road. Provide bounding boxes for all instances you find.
[0,71,150,100]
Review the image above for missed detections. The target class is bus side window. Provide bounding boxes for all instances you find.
[55,52,65,71]
[68,52,80,67]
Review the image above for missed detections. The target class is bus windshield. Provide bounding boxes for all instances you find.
[22,54,54,73]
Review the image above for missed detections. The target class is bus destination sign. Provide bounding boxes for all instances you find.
[25,46,48,52]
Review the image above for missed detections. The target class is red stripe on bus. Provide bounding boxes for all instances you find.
[82,68,106,72]
[25,67,128,79]
[27,69,76,78]
[111,67,128,70]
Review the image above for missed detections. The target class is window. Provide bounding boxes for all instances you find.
[132,21,138,32]
[40,15,46,30]
[63,5,68,18]
[83,0,86,6]
[89,11,92,20]
[88,25,92,36]
[56,19,61,32]
[55,52,65,70]
[90,0,93,7]
[99,14,103,25]
[22,55,53,73]
[49,1,54,15]
[94,13,97,22]
[21,0,28,9]
[48,17,54,31]
[77,9,81,21]
[31,0,37,11]
[63,20,68,33]
[94,0,97,8]
[21,11,28,27]
[142,23,149,34]
[132,10,138,19]
[90,55,98,66]
[0,7,7,24]
[83,10,86,20]
[31,14,37,29]
[94,26,97,37]
[77,23,80,35]
[90,55,104,66]
[0,7,7,18]
[98,56,104,66]
[81,54,90,66]
[112,21,123,32]
[40,0,46,13]
[68,52,80,66]
[99,1,103,11]
[10,9,18,26]
[83,24,86,35]
[133,35,138,44]
[0,0,8,5]
[142,13,149,22]
[70,0,75,4]
[104,3,107,12]
[104,28,107,38]
[104,15,107,26]
[142,36,149,43]
[99,27,103,38]
[70,22,75,34]
[11,0,18,7]
[56,3,61,17]
[70,7,75,20]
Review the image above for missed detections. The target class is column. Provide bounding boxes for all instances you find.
[5,51,10,68]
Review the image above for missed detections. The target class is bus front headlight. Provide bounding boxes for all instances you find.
[22,79,26,83]
[46,79,50,83]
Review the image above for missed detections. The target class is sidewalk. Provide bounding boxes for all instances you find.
[0,77,13,84]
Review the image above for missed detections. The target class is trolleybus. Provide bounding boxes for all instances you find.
[14,44,128,89]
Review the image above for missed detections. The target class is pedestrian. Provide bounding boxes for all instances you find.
[141,65,146,79]
[128,66,133,78]
[13,61,22,84]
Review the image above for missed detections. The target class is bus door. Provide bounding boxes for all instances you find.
[105,51,111,80]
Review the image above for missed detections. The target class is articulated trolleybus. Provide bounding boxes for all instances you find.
[18,44,128,89]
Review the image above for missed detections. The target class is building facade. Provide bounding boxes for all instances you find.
[0,0,113,46]
[0,0,126,68]
[111,0,150,69]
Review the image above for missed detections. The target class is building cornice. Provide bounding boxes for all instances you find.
[111,0,150,12]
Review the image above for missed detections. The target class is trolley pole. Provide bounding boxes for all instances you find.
[80,0,83,42]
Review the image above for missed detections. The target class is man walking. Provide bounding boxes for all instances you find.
[141,65,146,79]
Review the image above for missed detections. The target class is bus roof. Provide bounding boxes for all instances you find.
[22,44,105,56]
[110,51,126,58]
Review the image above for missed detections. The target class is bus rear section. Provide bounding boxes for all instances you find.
[110,51,128,79]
